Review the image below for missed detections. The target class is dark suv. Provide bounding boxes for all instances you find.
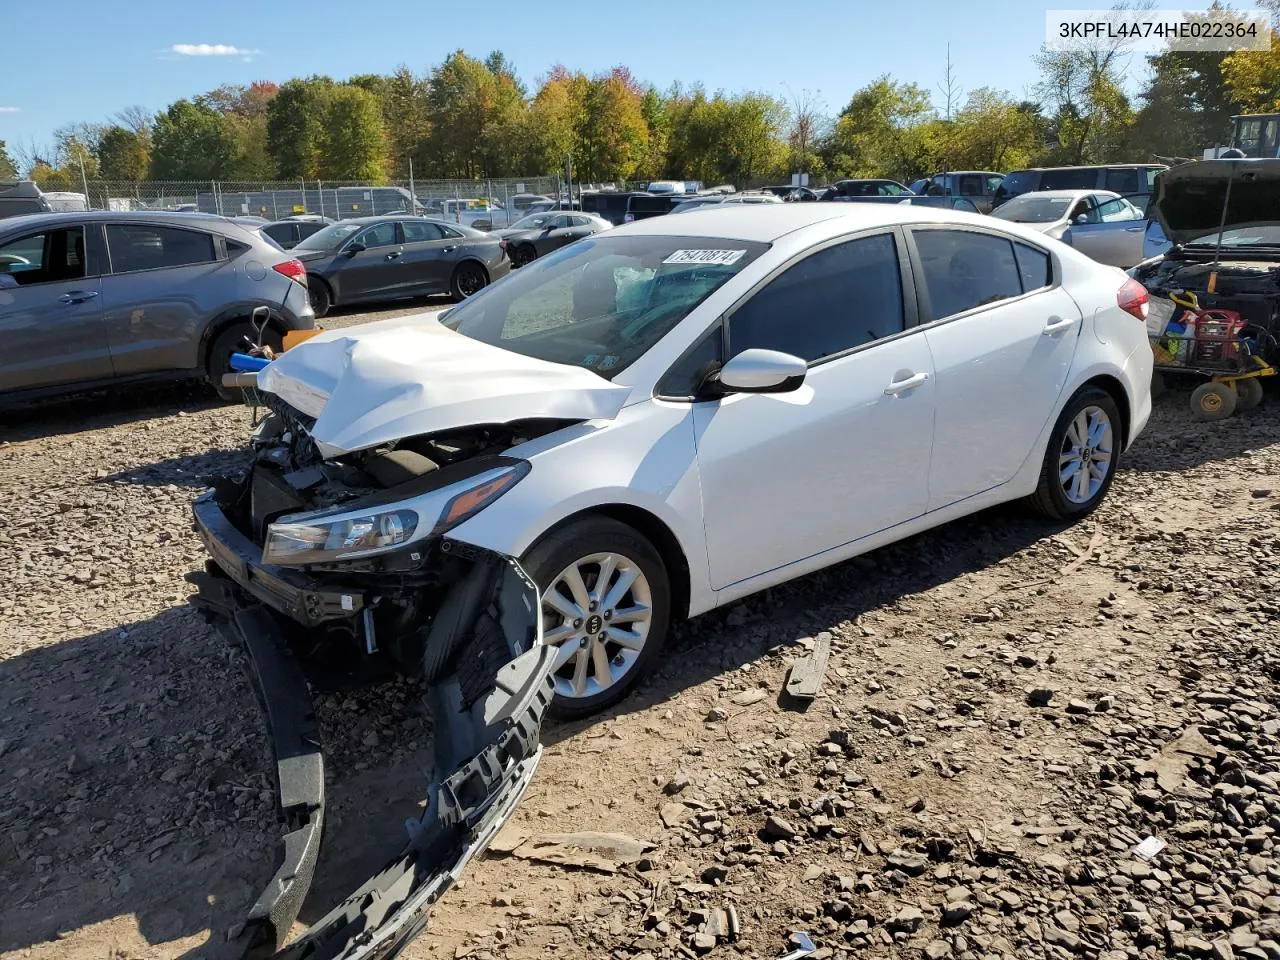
[0,211,315,404]
[993,164,1166,213]
[580,191,683,225]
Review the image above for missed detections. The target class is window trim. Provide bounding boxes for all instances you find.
[902,224,1061,329]
[653,226,921,403]
[104,221,221,276]
[0,222,96,285]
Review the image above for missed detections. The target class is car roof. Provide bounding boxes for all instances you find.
[0,209,271,233]
[1013,163,1165,172]
[613,202,996,242]
[1011,189,1122,201]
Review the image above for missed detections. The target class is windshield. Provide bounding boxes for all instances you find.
[439,235,768,378]
[1185,225,1280,247]
[511,212,556,229]
[294,221,364,252]
[991,194,1075,223]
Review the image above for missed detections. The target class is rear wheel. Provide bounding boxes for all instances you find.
[451,261,488,301]
[308,279,332,319]
[1191,381,1236,421]
[521,517,670,719]
[1235,377,1265,411]
[1028,385,1122,520]
[206,322,282,402]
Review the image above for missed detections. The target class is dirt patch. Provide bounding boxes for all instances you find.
[1,366,1277,960]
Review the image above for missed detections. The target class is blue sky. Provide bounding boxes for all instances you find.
[0,0,1232,153]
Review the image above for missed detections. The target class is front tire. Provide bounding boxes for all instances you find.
[511,245,537,268]
[1028,385,1122,520]
[451,261,489,301]
[521,517,670,720]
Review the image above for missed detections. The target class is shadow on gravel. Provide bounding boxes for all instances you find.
[543,501,1073,747]
[0,605,277,960]
[99,448,252,487]
[1120,383,1279,473]
[0,381,223,446]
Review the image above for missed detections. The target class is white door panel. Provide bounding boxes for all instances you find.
[693,335,935,590]
[924,287,1082,510]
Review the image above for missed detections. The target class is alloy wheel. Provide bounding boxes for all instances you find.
[540,552,653,700]
[1059,405,1113,504]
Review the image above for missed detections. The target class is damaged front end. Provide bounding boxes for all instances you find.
[188,406,557,958]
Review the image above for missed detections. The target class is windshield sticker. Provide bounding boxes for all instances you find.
[662,249,746,266]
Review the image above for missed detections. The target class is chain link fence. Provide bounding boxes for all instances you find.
[78,176,567,228]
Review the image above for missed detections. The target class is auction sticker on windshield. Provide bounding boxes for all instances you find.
[662,249,747,266]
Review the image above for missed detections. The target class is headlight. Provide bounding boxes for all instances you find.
[262,463,527,566]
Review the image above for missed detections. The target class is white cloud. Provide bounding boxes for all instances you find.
[169,43,258,57]
[0,107,20,114]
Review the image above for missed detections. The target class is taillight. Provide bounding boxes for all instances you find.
[272,259,307,285]
[1117,277,1149,321]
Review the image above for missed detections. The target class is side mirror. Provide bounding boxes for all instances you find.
[345,241,366,256]
[712,348,807,394]
[1074,214,1089,225]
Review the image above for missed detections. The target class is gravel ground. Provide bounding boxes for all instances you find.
[0,316,1277,960]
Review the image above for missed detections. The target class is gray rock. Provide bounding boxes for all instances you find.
[888,905,925,933]
[764,815,798,841]
[925,941,952,959]
[66,750,90,774]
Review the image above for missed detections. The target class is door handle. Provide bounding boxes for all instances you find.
[385,251,402,260]
[442,246,457,253]
[884,371,929,396]
[58,290,99,304]
[1124,225,1145,232]
[1043,315,1077,335]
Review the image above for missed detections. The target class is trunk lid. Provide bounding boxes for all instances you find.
[257,312,632,458]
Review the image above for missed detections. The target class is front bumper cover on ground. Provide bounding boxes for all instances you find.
[189,490,556,960]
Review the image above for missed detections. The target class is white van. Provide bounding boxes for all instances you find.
[42,191,89,212]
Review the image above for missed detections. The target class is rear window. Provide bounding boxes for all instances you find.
[0,198,47,217]
[999,171,1037,195]
[106,224,217,273]
[583,194,627,213]
[1104,168,1141,194]
[629,196,676,213]
[1040,168,1099,191]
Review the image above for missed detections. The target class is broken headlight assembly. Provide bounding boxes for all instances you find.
[263,462,529,567]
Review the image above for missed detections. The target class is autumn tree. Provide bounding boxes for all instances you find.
[1221,0,1280,112]
[96,126,151,181]
[266,77,335,178]
[315,86,387,181]
[150,99,239,179]
[353,67,431,176]
[937,88,1041,170]
[823,76,936,180]
[0,141,16,180]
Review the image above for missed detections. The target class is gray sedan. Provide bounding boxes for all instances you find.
[292,216,510,317]
[991,189,1148,268]
[489,212,612,266]
[0,211,315,404]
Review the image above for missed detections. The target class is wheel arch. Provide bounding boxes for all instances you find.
[526,504,692,624]
[199,306,290,372]
[452,257,491,281]
[1079,373,1131,448]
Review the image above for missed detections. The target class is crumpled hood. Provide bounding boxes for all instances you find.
[1153,159,1280,246]
[257,312,632,458]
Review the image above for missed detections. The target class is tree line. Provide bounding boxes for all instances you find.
[4,1,1279,193]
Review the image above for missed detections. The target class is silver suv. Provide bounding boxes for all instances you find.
[0,211,315,404]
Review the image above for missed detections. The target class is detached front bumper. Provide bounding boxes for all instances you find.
[189,490,556,960]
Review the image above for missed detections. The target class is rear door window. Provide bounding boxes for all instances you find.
[1013,242,1051,292]
[958,175,985,197]
[106,224,216,274]
[912,230,1024,321]
[402,221,445,242]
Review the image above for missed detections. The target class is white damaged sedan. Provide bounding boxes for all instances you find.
[199,203,1154,718]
